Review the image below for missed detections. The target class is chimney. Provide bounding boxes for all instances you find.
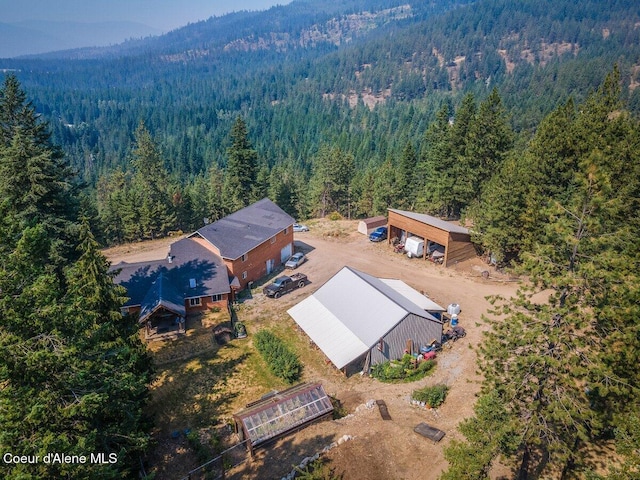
[167,252,173,264]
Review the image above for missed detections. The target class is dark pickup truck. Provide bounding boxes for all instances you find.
[263,273,308,298]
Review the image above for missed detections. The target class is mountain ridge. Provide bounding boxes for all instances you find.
[1,0,638,184]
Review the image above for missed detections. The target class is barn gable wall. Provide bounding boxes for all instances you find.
[368,313,443,367]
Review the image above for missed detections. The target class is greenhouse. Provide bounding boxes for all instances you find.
[234,383,333,456]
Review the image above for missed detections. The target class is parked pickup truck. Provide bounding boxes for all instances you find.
[263,273,308,298]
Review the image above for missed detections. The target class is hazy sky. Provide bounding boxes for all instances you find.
[1,0,292,31]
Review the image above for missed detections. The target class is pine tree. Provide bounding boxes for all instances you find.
[0,78,153,479]
[131,121,176,239]
[222,116,259,212]
[308,145,355,218]
[396,141,418,210]
[63,220,153,477]
[0,75,77,263]
[463,88,514,205]
[441,69,640,479]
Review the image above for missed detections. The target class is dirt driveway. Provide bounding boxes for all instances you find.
[230,221,519,480]
[104,221,520,480]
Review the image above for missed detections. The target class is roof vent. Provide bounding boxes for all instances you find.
[189,278,196,288]
[167,253,173,264]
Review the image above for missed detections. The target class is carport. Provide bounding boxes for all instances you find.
[387,208,476,267]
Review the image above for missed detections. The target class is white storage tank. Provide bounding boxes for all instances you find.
[447,303,461,316]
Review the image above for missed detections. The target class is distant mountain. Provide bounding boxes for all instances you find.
[2,0,639,184]
[0,20,161,58]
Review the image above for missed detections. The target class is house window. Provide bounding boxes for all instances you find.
[189,297,201,306]
[270,236,276,244]
[212,294,223,302]
[377,339,384,352]
[284,227,289,235]
[241,253,248,262]
[242,271,248,280]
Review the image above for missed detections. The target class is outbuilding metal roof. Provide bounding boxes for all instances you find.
[387,208,469,234]
[287,267,441,369]
[379,279,445,312]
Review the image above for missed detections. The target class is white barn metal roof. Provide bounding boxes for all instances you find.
[287,267,441,369]
[379,279,445,312]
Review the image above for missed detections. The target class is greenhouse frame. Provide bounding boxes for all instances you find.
[233,383,334,456]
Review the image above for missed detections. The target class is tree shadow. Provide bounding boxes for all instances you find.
[146,346,251,478]
[225,431,339,480]
[117,258,221,307]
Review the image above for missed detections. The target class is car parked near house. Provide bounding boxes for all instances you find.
[293,223,309,232]
[369,226,388,242]
[285,252,306,269]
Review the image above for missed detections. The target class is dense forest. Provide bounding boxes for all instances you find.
[1,1,640,476]
[0,0,638,247]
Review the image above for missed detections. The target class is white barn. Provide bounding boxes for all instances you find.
[287,266,444,374]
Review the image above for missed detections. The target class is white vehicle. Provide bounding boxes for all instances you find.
[285,252,306,269]
[404,236,424,258]
[293,223,309,232]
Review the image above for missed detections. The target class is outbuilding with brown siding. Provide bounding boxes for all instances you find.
[387,208,476,267]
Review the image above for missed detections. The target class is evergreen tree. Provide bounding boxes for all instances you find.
[396,141,418,210]
[417,104,454,215]
[0,74,78,264]
[467,151,533,264]
[0,78,153,479]
[372,159,399,215]
[308,145,355,218]
[131,121,176,239]
[441,69,640,479]
[63,220,153,477]
[463,88,514,205]
[222,116,259,212]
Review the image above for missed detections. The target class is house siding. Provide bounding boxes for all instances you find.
[226,229,294,289]
[368,313,443,368]
[122,294,229,316]
[184,294,230,313]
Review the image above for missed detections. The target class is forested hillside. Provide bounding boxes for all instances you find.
[0,0,638,246]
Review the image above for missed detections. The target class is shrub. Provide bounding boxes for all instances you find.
[254,330,302,383]
[327,211,343,221]
[412,384,449,408]
[370,356,435,383]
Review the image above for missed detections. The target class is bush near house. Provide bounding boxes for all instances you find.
[370,355,436,382]
[254,330,302,383]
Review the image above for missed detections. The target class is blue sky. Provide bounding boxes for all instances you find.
[0,0,292,31]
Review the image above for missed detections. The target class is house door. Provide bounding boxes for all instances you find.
[266,259,275,274]
[280,243,292,263]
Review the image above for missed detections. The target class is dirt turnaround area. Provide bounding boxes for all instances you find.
[105,220,520,480]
